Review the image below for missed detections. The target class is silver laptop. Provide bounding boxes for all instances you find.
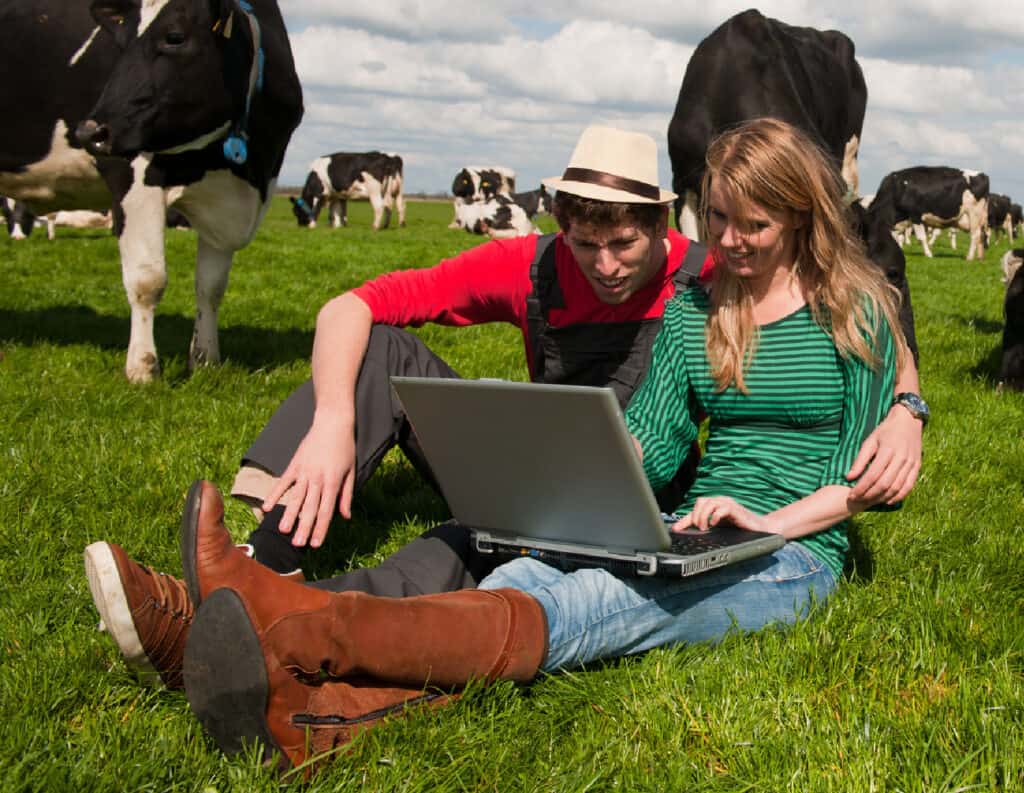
[390,377,784,578]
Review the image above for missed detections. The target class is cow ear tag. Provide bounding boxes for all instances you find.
[223,133,248,164]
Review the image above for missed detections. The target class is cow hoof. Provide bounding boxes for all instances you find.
[126,354,160,384]
[188,350,221,372]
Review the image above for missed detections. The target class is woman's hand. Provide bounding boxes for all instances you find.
[671,495,775,534]
[261,412,356,549]
[845,405,922,504]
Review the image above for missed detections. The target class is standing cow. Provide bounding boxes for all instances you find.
[0,0,302,382]
[2,197,36,240]
[870,167,989,261]
[987,193,1014,245]
[667,9,867,240]
[290,152,406,231]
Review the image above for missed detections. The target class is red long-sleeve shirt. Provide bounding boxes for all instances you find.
[352,229,713,375]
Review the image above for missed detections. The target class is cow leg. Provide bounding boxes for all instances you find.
[678,190,702,241]
[395,187,406,227]
[189,238,232,370]
[368,188,385,231]
[329,200,342,229]
[117,172,168,383]
[379,183,393,230]
[841,134,860,197]
[913,223,933,257]
[949,229,957,249]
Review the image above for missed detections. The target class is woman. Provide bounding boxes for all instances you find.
[180,118,910,771]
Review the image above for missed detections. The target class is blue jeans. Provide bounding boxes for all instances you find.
[478,543,837,673]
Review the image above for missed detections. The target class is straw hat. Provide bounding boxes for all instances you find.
[542,125,676,204]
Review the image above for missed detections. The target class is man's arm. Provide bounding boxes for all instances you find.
[261,292,373,549]
[845,353,923,504]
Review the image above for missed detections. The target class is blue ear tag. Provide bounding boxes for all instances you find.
[223,134,248,164]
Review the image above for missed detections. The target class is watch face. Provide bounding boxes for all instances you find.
[897,393,929,420]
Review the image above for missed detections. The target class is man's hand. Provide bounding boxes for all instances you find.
[845,405,922,504]
[261,413,356,549]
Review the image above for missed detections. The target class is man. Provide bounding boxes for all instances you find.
[84,124,925,691]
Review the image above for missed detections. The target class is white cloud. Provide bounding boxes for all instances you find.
[861,57,1005,114]
[290,27,489,98]
[285,1,515,40]
[277,3,1024,198]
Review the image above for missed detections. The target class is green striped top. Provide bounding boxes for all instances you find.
[625,287,898,578]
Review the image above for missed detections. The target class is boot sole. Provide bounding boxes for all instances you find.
[83,542,159,685]
[179,480,203,606]
[183,588,284,765]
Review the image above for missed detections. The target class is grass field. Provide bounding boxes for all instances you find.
[1,198,1022,792]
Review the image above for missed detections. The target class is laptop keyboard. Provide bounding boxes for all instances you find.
[669,532,735,554]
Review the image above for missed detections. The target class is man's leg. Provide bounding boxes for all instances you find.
[307,520,501,596]
[231,325,459,572]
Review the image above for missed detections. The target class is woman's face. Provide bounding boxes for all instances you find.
[706,178,800,284]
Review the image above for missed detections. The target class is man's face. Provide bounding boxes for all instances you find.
[564,216,668,305]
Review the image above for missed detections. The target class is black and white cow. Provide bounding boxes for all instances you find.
[870,167,989,261]
[987,193,1014,245]
[510,186,552,220]
[449,166,516,229]
[43,209,113,240]
[667,9,867,239]
[849,201,919,363]
[290,151,405,231]
[1,197,36,240]
[1011,203,1023,239]
[1000,263,1024,392]
[453,193,539,239]
[1001,248,1023,286]
[0,0,302,382]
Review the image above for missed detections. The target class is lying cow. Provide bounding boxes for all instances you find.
[449,166,516,229]
[290,151,405,231]
[43,209,112,240]
[0,0,303,382]
[2,197,36,240]
[668,9,867,239]
[453,194,539,239]
[1000,264,1024,392]
[510,186,552,219]
[1001,249,1023,286]
[870,167,989,261]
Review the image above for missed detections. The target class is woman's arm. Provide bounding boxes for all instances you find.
[671,485,869,539]
[844,355,923,503]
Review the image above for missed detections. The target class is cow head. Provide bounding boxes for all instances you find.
[76,0,257,158]
[290,171,324,227]
[451,169,476,200]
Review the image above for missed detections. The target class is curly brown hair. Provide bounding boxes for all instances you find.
[552,192,668,234]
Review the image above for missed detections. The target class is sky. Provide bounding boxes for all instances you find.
[277,1,1024,204]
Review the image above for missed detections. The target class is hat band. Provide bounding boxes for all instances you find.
[560,167,660,201]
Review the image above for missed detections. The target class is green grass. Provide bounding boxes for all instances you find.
[1,199,1021,792]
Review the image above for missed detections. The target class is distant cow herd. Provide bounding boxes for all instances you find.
[1,4,1019,390]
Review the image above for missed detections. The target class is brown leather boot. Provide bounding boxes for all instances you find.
[184,588,455,772]
[182,482,548,768]
[181,480,548,687]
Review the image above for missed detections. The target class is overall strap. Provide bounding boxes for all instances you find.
[673,239,707,290]
[525,233,560,381]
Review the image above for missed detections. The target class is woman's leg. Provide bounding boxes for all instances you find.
[479,545,837,672]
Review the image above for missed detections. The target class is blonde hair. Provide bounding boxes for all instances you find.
[698,117,907,392]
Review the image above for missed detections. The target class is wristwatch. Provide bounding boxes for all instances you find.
[893,392,930,426]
